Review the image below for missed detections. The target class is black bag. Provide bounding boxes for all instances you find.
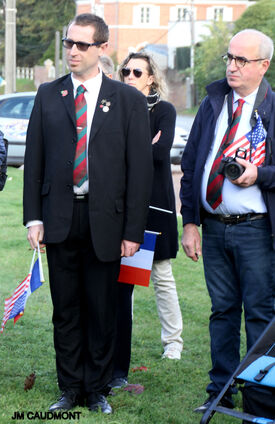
[242,385,275,423]
[0,132,8,191]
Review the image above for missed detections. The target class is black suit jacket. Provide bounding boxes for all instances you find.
[23,73,153,262]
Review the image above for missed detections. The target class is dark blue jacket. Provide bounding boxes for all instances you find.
[0,130,6,166]
[180,78,275,247]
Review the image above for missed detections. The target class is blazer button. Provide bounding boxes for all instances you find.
[67,160,72,165]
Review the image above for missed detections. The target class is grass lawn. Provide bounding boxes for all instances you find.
[0,167,246,424]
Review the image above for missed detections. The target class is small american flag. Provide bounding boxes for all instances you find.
[224,113,266,167]
[1,246,44,333]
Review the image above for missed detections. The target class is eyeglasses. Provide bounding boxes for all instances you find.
[62,38,102,52]
[222,53,266,68]
[121,68,145,78]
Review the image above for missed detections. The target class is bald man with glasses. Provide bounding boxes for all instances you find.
[180,29,275,412]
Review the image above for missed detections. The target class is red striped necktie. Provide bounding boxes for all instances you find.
[73,84,88,187]
[206,98,245,210]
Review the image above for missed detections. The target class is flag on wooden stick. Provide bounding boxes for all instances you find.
[1,244,44,333]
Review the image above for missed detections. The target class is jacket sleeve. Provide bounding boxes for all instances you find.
[180,100,206,226]
[123,93,153,243]
[256,113,275,191]
[23,86,45,225]
[0,130,6,167]
[151,102,176,161]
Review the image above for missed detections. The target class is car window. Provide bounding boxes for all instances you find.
[0,96,35,119]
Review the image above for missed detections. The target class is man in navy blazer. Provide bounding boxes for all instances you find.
[23,13,152,414]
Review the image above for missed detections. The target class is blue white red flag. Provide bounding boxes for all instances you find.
[223,113,266,166]
[1,245,44,333]
[118,231,158,287]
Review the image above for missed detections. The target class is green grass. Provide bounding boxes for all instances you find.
[0,79,36,95]
[0,167,246,424]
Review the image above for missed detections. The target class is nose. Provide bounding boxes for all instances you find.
[70,43,78,54]
[227,58,238,72]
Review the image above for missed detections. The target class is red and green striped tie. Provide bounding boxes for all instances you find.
[73,84,88,187]
[206,98,245,210]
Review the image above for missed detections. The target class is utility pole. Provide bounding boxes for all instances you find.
[61,26,67,76]
[189,0,195,107]
[5,0,17,93]
[55,30,60,79]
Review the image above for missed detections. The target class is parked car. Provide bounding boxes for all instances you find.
[170,126,189,165]
[0,92,36,166]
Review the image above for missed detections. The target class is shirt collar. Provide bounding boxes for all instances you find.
[71,68,102,94]
[233,87,259,106]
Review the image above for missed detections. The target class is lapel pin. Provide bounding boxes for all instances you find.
[61,90,68,97]
[100,99,111,113]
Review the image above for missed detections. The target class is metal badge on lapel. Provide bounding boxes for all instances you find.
[100,99,111,113]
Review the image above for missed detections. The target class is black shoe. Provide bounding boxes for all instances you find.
[194,393,234,413]
[49,391,81,412]
[88,393,112,414]
[108,377,128,389]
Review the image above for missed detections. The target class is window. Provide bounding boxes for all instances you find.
[177,7,189,21]
[141,6,150,24]
[133,4,160,26]
[214,8,223,21]
[0,96,35,119]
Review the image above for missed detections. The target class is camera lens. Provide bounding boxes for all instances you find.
[224,162,244,180]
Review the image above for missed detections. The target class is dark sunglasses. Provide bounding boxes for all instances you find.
[62,38,102,52]
[121,68,144,78]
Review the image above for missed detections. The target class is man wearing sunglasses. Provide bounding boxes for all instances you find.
[180,29,275,412]
[23,13,152,415]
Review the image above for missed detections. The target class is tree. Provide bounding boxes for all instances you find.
[17,0,75,66]
[194,20,231,101]
[0,0,75,68]
[233,0,275,88]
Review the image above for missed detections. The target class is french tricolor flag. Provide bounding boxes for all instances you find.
[118,231,158,287]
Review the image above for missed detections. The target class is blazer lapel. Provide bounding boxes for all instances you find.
[89,74,117,142]
[60,75,76,127]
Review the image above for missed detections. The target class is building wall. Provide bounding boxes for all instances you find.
[75,0,252,65]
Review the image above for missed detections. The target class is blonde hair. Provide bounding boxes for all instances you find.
[118,52,168,99]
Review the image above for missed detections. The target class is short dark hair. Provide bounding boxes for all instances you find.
[67,13,109,44]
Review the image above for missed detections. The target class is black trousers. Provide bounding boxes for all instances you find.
[112,282,134,379]
[46,199,120,397]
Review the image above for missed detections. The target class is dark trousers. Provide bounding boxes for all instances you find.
[112,282,134,379]
[202,216,275,394]
[46,199,120,397]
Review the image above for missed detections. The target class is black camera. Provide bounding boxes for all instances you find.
[218,148,246,181]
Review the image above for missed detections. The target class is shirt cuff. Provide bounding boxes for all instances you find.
[26,220,43,228]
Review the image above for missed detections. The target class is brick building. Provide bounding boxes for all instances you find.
[75,0,253,66]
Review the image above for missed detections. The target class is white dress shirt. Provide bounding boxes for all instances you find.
[201,88,267,214]
[27,69,103,228]
[71,70,102,194]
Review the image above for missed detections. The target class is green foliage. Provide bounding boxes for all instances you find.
[194,20,231,101]
[0,168,247,424]
[233,0,275,89]
[0,0,75,67]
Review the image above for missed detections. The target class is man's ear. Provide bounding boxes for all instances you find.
[99,42,108,56]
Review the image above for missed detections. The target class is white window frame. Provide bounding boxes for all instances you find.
[133,4,160,26]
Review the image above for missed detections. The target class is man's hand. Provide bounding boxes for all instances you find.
[121,240,140,257]
[231,158,258,187]
[27,224,46,252]
[181,223,201,262]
